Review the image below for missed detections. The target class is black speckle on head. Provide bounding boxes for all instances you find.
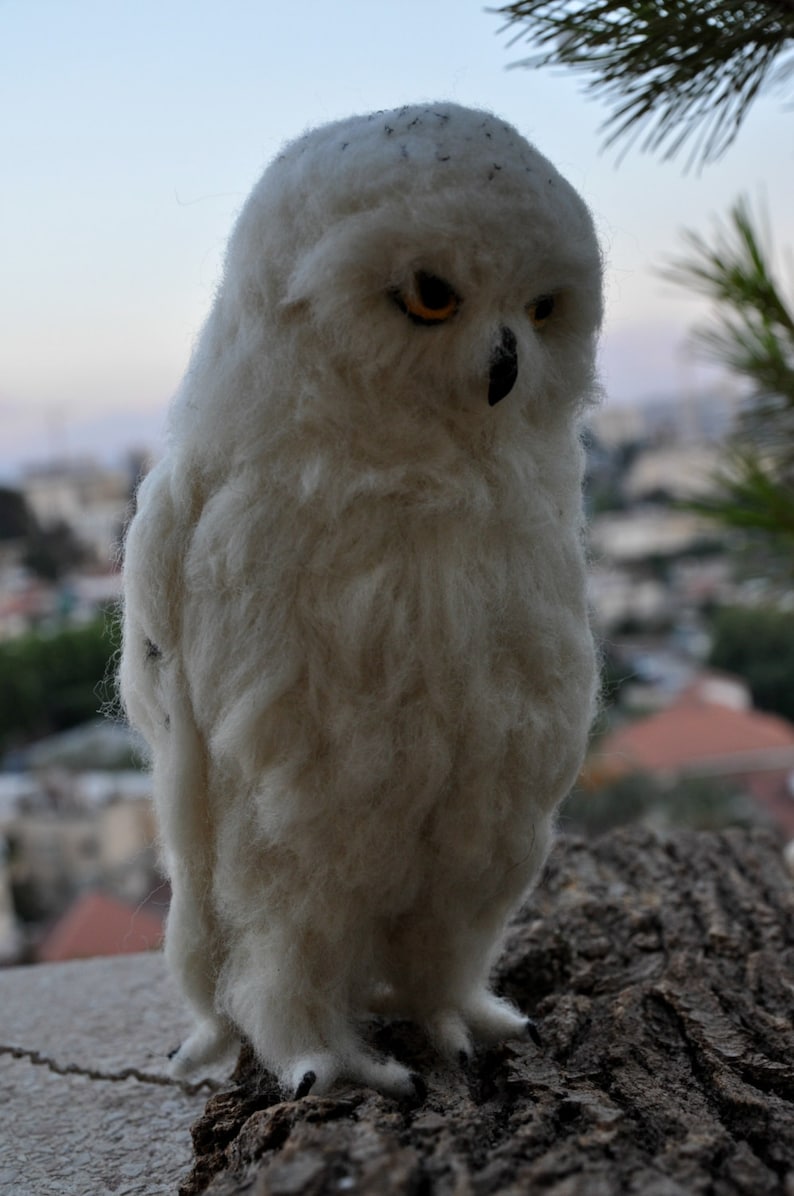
[384,124,394,135]
[145,638,162,662]
[400,144,409,159]
[341,141,348,150]
[436,154,451,162]
[164,714,171,731]
[408,117,421,128]
[433,112,450,122]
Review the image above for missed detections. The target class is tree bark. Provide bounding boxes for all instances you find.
[180,826,794,1195]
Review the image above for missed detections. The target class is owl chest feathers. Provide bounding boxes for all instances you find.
[181,437,595,823]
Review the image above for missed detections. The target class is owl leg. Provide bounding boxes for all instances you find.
[384,906,539,1063]
[164,878,239,1076]
[217,924,418,1100]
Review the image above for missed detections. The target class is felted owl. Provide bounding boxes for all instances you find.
[120,102,603,1099]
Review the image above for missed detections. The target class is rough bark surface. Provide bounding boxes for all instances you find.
[180,826,794,1195]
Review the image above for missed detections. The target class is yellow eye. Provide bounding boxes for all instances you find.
[527,294,555,328]
[393,272,460,325]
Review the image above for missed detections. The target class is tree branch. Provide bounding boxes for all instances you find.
[495,1,794,167]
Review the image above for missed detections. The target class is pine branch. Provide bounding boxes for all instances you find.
[686,448,794,574]
[496,1,794,167]
[667,200,794,563]
[689,449,794,531]
[663,198,794,463]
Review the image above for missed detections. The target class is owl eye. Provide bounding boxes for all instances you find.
[392,272,460,325]
[527,294,555,328]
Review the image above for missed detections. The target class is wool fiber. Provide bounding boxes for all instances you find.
[120,102,603,1098]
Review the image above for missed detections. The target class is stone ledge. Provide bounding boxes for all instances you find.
[0,953,224,1196]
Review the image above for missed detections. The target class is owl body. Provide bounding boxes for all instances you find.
[121,103,602,1095]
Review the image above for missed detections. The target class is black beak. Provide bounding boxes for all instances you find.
[488,326,518,406]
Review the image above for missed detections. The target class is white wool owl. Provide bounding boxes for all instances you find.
[120,102,603,1099]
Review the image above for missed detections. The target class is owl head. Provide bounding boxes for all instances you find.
[175,103,603,465]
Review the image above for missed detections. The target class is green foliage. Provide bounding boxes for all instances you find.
[666,199,794,563]
[496,1,794,167]
[562,771,764,836]
[0,615,119,753]
[685,448,794,569]
[708,604,794,721]
[0,487,34,541]
[499,6,794,565]
[0,484,88,580]
[23,519,88,582]
[666,199,794,438]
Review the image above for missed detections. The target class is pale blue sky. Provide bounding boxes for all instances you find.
[2,0,793,476]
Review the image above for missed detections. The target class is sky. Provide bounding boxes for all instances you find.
[2,0,793,479]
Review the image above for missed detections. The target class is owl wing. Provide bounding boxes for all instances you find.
[119,461,179,740]
[120,459,214,860]
[121,460,228,1039]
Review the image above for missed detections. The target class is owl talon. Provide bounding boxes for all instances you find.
[409,1072,428,1102]
[294,1070,317,1099]
[458,1049,471,1069]
[167,1043,181,1060]
[525,1018,542,1048]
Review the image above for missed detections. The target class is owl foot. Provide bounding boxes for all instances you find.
[463,992,535,1046]
[426,1009,473,1064]
[169,1019,239,1078]
[286,1048,417,1101]
[293,1069,317,1099]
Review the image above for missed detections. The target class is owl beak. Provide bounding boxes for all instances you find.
[488,327,518,406]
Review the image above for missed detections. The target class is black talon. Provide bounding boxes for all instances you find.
[458,1049,471,1069]
[294,1070,317,1099]
[409,1072,428,1102]
[525,1018,542,1048]
[167,1044,181,1060]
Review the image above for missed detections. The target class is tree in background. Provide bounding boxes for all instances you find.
[709,605,794,721]
[23,519,87,583]
[496,1,794,167]
[496,1,794,565]
[0,484,87,582]
[0,487,34,543]
[0,617,118,753]
[665,199,794,571]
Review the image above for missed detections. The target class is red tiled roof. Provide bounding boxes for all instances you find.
[595,702,794,778]
[37,890,164,963]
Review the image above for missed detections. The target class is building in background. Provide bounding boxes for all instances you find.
[22,458,135,567]
[0,761,162,964]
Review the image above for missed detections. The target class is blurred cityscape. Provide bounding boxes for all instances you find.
[1,389,793,968]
